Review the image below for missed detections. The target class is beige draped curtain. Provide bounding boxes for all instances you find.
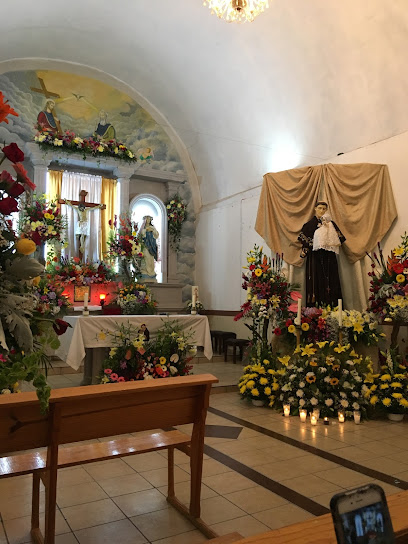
[255,163,397,310]
[100,177,117,258]
[48,170,63,200]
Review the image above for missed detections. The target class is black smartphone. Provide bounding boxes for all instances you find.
[330,484,395,544]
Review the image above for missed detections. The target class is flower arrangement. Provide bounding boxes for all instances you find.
[185,300,205,313]
[18,193,67,247]
[238,360,282,406]
[46,256,116,286]
[100,321,194,382]
[278,308,383,348]
[117,283,158,315]
[367,235,408,322]
[277,342,372,419]
[364,349,408,415]
[107,213,144,281]
[166,194,187,251]
[32,278,70,317]
[34,129,139,163]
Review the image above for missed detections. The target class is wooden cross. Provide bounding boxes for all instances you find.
[59,191,106,261]
[30,77,62,134]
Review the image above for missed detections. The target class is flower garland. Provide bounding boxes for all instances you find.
[165,194,187,251]
[34,129,138,163]
[367,235,408,322]
[100,321,194,382]
[19,194,67,247]
[116,283,158,315]
[46,256,116,286]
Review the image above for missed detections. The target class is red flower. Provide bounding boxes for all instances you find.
[52,319,71,336]
[7,182,25,198]
[0,170,14,184]
[0,92,18,124]
[30,230,42,245]
[273,327,282,336]
[285,318,293,327]
[393,263,404,274]
[2,143,24,163]
[12,163,36,190]
[0,196,18,215]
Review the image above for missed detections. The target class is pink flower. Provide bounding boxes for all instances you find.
[104,368,112,374]
[117,376,125,382]
[110,373,118,381]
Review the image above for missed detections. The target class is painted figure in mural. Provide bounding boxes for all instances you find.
[93,110,116,141]
[37,99,61,135]
[140,215,159,282]
[298,201,345,307]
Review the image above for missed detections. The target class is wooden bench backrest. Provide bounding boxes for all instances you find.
[0,374,218,454]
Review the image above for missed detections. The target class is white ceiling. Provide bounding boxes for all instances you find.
[2,0,408,207]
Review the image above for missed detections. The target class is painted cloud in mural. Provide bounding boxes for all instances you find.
[0,70,184,173]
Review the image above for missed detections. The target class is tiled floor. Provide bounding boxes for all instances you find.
[2,371,408,542]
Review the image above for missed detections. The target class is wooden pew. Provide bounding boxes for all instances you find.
[0,374,218,543]
[230,490,408,543]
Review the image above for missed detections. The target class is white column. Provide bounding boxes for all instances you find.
[115,165,136,215]
[25,142,51,195]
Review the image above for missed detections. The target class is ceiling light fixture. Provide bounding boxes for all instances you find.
[203,0,269,23]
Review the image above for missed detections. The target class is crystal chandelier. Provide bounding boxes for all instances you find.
[203,0,269,23]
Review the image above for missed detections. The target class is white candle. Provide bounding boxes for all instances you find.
[353,411,361,424]
[84,292,88,309]
[283,404,291,417]
[338,411,345,423]
[312,408,320,421]
[299,409,307,423]
[338,299,343,327]
[192,285,198,308]
[295,298,302,326]
[310,414,317,425]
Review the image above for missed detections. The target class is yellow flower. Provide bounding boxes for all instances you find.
[15,238,36,255]
[288,325,296,334]
[317,341,328,348]
[370,395,378,405]
[301,344,317,356]
[239,385,247,394]
[268,369,276,375]
[350,349,358,357]
[301,323,309,331]
[263,359,270,365]
[98,331,106,340]
[251,388,260,396]
[334,344,347,353]
[246,380,255,389]
[259,377,268,385]
[97,145,104,152]
[380,374,392,381]
[272,382,279,391]
[278,355,290,366]
[399,399,408,408]
[396,274,406,283]
[309,360,318,366]
[353,323,364,333]
[370,384,377,391]
[390,382,403,388]
[380,383,389,390]
[260,299,267,305]
[382,398,391,406]
[330,378,339,386]
[394,246,404,256]
[392,393,403,399]
[264,387,272,396]
[159,356,166,364]
[306,374,316,383]
[32,276,41,286]
[247,257,256,263]
[254,269,262,277]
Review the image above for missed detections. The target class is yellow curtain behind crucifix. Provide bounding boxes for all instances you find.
[48,170,63,199]
[100,177,117,258]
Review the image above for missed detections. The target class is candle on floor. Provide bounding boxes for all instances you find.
[324,417,330,425]
[283,404,291,417]
[312,408,320,421]
[299,409,307,423]
[353,411,361,424]
[338,411,345,423]
[310,414,317,426]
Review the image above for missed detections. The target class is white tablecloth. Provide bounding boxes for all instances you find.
[57,314,213,370]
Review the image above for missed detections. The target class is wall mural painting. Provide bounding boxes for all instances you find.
[0,69,184,173]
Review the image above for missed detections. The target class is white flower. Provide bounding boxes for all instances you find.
[306,372,314,378]
[340,392,347,398]
[288,396,295,403]
[355,376,362,382]
[299,398,306,406]
[352,402,360,410]
[352,391,359,398]
[340,399,349,407]
[170,353,179,363]
[343,381,351,389]
[310,397,318,406]
[342,369,349,375]
[319,367,327,373]
[144,375,154,380]
[1,389,11,394]
[296,389,304,397]
[289,374,296,381]
[169,366,178,375]
[324,376,331,383]
[299,381,305,388]
[282,384,291,392]
[325,398,334,407]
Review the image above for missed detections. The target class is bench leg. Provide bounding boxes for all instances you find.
[167,447,175,498]
[232,346,237,364]
[224,344,228,362]
[43,468,57,544]
[31,472,41,533]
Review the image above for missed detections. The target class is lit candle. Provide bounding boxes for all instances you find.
[310,414,317,425]
[312,408,320,421]
[324,417,329,425]
[295,298,302,326]
[338,411,345,423]
[338,299,343,327]
[353,411,361,425]
[99,293,106,301]
[283,404,291,417]
[299,409,307,423]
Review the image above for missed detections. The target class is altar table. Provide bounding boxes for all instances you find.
[56,314,213,384]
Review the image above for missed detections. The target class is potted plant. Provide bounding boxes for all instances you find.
[364,349,408,422]
[238,359,281,407]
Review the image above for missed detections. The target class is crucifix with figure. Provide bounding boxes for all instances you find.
[59,190,106,261]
